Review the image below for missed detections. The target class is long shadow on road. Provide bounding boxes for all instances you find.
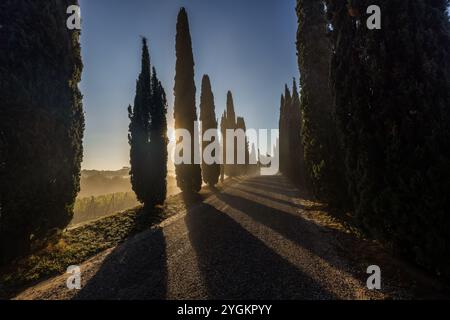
[212,189,375,288]
[232,185,324,211]
[73,227,168,300]
[239,181,301,198]
[184,199,335,300]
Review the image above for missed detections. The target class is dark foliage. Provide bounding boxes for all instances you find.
[150,67,169,204]
[220,113,227,182]
[236,116,250,176]
[128,38,168,207]
[0,0,84,263]
[199,75,220,186]
[278,94,287,174]
[220,91,250,178]
[278,81,307,186]
[290,79,307,186]
[327,0,450,276]
[174,8,202,193]
[296,0,348,207]
[221,91,238,177]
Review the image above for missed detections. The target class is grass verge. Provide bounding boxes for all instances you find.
[0,191,193,299]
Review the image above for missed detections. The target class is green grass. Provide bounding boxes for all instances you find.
[0,201,178,299]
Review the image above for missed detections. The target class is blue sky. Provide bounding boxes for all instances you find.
[79,0,298,170]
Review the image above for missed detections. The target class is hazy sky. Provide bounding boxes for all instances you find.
[79,0,298,170]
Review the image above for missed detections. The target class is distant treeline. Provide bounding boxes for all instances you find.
[72,192,139,226]
[280,0,450,278]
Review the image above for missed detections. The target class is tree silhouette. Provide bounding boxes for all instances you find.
[149,67,168,205]
[199,75,220,186]
[129,38,168,207]
[0,0,84,263]
[290,78,306,186]
[327,0,450,275]
[278,94,287,174]
[174,7,202,193]
[296,0,348,207]
[129,38,152,205]
[222,91,238,177]
[236,116,250,176]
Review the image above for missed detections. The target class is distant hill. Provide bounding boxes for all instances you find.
[78,167,132,198]
[78,166,179,199]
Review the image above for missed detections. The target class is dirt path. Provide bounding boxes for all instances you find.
[15,175,446,300]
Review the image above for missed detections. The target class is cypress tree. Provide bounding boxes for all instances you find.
[283,86,292,177]
[149,67,168,204]
[290,78,307,186]
[236,117,250,176]
[174,7,202,193]
[128,38,153,205]
[129,39,168,207]
[0,0,84,263]
[199,75,220,186]
[220,112,227,182]
[223,91,238,177]
[296,0,348,206]
[278,94,287,174]
[327,0,450,275]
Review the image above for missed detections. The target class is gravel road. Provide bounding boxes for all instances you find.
[16,175,445,300]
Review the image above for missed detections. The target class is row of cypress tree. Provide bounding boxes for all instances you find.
[288,0,450,277]
[0,0,84,264]
[131,8,252,201]
[200,75,221,187]
[173,8,251,193]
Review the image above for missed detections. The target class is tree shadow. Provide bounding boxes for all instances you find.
[240,181,301,197]
[250,175,300,189]
[184,202,335,300]
[213,191,371,286]
[233,185,325,212]
[73,223,167,300]
[218,176,450,299]
[206,184,220,193]
[181,191,209,208]
[248,175,316,200]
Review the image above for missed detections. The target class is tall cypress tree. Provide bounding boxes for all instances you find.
[223,91,238,177]
[236,117,250,176]
[149,67,168,205]
[296,0,348,206]
[199,75,220,186]
[283,86,292,177]
[278,94,287,174]
[327,0,450,275]
[129,39,168,207]
[174,7,202,193]
[220,112,227,182]
[129,38,153,205]
[0,0,84,263]
[290,78,306,185]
